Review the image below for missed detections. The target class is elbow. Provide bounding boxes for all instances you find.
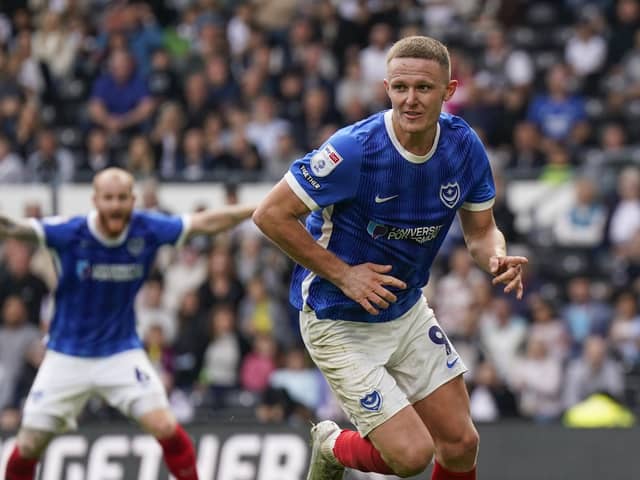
[252,203,272,234]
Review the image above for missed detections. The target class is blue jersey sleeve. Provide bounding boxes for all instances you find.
[462,131,496,211]
[30,216,80,251]
[141,211,190,246]
[285,131,363,210]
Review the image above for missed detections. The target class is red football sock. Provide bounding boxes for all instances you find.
[157,424,199,480]
[332,429,394,474]
[5,446,38,480]
[431,460,476,479]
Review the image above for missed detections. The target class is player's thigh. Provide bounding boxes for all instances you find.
[22,350,93,433]
[413,375,478,453]
[388,298,467,406]
[299,310,408,437]
[93,349,169,420]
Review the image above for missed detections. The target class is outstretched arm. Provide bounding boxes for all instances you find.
[187,203,257,236]
[458,208,528,299]
[0,214,40,243]
[253,180,406,315]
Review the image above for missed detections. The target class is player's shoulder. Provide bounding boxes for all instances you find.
[326,111,386,156]
[439,113,483,145]
[41,214,86,229]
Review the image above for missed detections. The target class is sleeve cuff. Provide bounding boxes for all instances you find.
[175,214,192,247]
[284,171,320,211]
[461,197,495,211]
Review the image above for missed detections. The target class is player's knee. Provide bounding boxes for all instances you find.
[140,410,178,439]
[387,442,434,477]
[439,428,480,469]
[17,428,53,459]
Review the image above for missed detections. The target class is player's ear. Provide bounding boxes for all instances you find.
[443,79,457,102]
[383,78,390,94]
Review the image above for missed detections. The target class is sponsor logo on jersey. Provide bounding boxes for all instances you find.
[439,182,460,209]
[310,143,343,177]
[299,165,321,190]
[75,261,144,281]
[126,237,145,256]
[360,390,383,412]
[367,221,442,244]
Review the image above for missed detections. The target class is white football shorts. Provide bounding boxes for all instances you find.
[300,296,467,436]
[22,348,168,433]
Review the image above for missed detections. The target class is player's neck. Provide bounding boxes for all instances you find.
[392,119,437,156]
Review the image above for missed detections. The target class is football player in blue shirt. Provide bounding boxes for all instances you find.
[2,168,255,480]
[254,36,528,480]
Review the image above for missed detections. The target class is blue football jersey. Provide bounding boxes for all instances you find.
[30,210,190,356]
[285,110,495,322]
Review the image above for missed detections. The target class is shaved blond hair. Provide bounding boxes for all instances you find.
[93,167,135,193]
[386,36,451,80]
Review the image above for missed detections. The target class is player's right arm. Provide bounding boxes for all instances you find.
[253,170,406,315]
[0,214,40,243]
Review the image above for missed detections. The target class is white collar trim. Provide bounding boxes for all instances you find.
[87,210,130,247]
[384,109,440,164]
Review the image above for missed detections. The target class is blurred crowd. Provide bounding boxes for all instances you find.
[1,0,640,430]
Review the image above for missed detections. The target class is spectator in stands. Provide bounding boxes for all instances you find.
[608,166,640,256]
[510,337,564,422]
[240,333,277,394]
[563,335,625,408]
[204,54,239,107]
[200,303,242,408]
[25,128,75,183]
[359,23,393,91]
[246,94,291,164]
[481,297,528,382]
[164,243,208,313]
[608,290,640,367]
[89,49,155,136]
[147,48,181,102]
[150,101,184,179]
[181,71,213,129]
[607,0,640,67]
[144,323,175,393]
[565,15,607,85]
[0,295,43,429]
[239,274,291,348]
[81,127,114,175]
[198,245,245,315]
[539,142,574,185]
[226,130,263,174]
[267,130,303,181]
[31,11,79,81]
[507,122,545,171]
[527,64,589,146]
[528,296,570,360]
[172,290,208,391]
[0,133,23,182]
[336,62,375,119]
[179,127,210,181]
[0,238,49,327]
[269,347,323,420]
[562,277,612,350]
[435,246,486,336]
[136,274,177,345]
[553,176,608,247]
[469,360,519,422]
[125,134,155,179]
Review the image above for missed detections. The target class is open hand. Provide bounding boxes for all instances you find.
[489,255,528,300]
[337,263,407,315]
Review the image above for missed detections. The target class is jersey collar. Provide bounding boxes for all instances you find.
[87,210,130,247]
[384,109,440,164]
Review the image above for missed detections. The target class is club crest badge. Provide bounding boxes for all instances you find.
[439,182,460,209]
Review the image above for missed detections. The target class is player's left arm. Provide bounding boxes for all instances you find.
[458,208,528,299]
[186,203,257,237]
